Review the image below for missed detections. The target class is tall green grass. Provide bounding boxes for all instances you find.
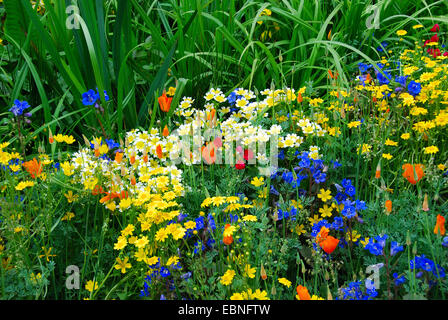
[1,0,447,142]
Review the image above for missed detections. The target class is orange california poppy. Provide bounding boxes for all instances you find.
[156,144,163,159]
[319,236,339,254]
[223,224,233,245]
[92,184,106,196]
[115,152,123,164]
[158,91,173,113]
[22,158,43,179]
[402,163,425,185]
[385,200,392,214]
[434,214,446,236]
[316,226,330,245]
[130,174,136,186]
[296,285,311,300]
[162,125,169,137]
[297,92,303,103]
[202,143,217,165]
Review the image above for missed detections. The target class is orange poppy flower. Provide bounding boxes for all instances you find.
[115,152,123,164]
[296,285,311,300]
[315,226,339,254]
[158,91,172,113]
[202,143,217,165]
[402,163,425,185]
[156,144,163,159]
[297,92,303,103]
[92,185,106,196]
[385,200,392,214]
[99,191,124,204]
[223,224,233,245]
[434,214,446,236]
[320,236,339,254]
[22,158,43,179]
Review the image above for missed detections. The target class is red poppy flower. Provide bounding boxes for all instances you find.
[235,161,245,170]
[243,149,254,161]
[430,24,440,32]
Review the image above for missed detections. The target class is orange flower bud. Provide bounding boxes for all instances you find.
[375,163,381,179]
[162,125,169,137]
[156,145,163,159]
[49,129,54,144]
[422,193,429,212]
[260,264,267,280]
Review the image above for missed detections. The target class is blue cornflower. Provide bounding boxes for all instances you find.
[358,63,370,73]
[377,41,388,52]
[375,234,388,248]
[227,92,237,105]
[365,239,384,256]
[377,70,392,85]
[393,273,406,286]
[181,272,192,280]
[105,139,119,150]
[229,213,238,224]
[442,236,448,247]
[298,152,311,168]
[270,185,280,196]
[408,81,422,96]
[331,160,342,169]
[334,192,347,204]
[160,267,171,278]
[331,217,344,231]
[341,178,352,189]
[355,200,367,211]
[278,149,285,160]
[206,238,216,248]
[82,89,100,106]
[390,241,403,256]
[10,100,31,116]
[207,214,216,231]
[339,280,377,300]
[395,75,408,87]
[341,200,356,219]
[313,170,326,184]
[195,216,205,230]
